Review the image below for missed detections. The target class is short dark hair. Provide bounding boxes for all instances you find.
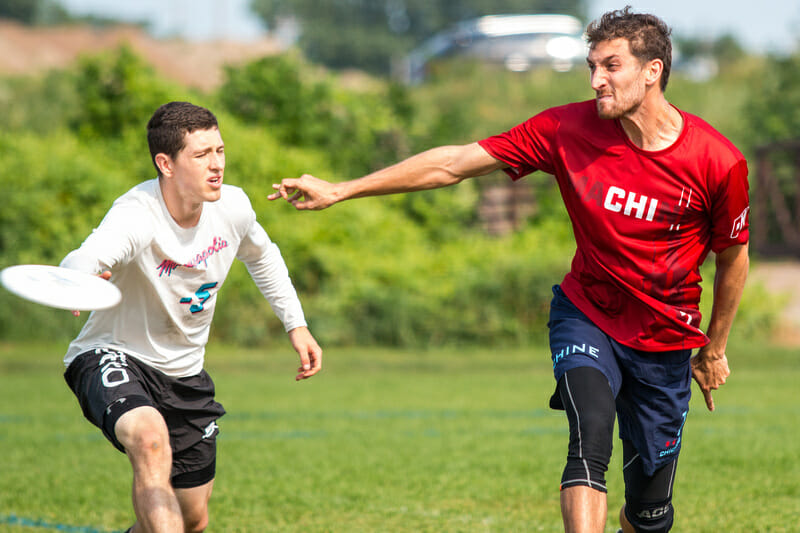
[585,6,673,91]
[147,102,218,176]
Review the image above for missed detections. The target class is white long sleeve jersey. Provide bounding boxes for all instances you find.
[61,179,307,377]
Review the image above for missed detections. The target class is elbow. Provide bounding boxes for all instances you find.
[716,243,749,279]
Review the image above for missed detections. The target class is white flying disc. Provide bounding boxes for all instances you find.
[0,264,121,311]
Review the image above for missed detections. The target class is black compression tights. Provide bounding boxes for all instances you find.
[557,366,616,493]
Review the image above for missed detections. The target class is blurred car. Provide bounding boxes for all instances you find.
[397,14,587,83]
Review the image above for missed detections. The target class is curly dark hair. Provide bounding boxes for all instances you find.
[147,101,219,176]
[586,6,673,91]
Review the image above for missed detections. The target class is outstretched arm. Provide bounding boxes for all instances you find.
[268,142,507,210]
[691,243,749,411]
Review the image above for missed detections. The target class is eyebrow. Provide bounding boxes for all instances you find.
[587,54,622,65]
[192,144,224,155]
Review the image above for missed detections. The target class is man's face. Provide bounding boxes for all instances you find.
[587,38,648,119]
[168,127,225,204]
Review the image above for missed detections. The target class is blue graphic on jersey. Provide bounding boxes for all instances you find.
[180,282,218,313]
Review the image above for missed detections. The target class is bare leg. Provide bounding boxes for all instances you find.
[619,504,635,533]
[560,485,607,533]
[116,406,183,533]
[175,480,214,532]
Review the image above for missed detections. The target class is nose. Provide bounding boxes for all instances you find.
[209,151,224,170]
[590,68,607,92]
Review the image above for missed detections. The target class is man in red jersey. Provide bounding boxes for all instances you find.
[269,7,749,533]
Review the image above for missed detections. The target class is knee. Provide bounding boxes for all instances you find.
[183,511,209,533]
[115,407,172,470]
[562,367,615,461]
[559,368,616,491]
[624,499,674,532]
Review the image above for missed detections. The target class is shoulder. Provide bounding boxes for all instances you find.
[214,184,257,229]
[532,100,601,124]
[219,184,253,210]
[112,179,160,210]
[519,100,615,140]
[681,111,746,164]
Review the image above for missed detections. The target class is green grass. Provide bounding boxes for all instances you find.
[1,340,798,532]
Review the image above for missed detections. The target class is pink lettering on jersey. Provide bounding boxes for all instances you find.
[157,260,180,277]
[156,236,229,277]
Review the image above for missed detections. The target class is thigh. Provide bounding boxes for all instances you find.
[548,285,623,409]
[159,371,225,483]
[64,348,155,452]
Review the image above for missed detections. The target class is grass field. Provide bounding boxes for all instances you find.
[1,339,798,532]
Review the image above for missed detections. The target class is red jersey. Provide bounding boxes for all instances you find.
[478,100,750,351]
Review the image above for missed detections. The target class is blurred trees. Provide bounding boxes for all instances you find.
[676,34,746,67]
[250,0,585,74]
[746,52,800,144]
[0,37,790,347]
[0,0,69,24]
[219,53,413,175]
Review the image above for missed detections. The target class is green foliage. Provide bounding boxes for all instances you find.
[0,0,69,25]
[69,46,181,140]
[406,59,592,148]
[0,42,790,349]
[251,0,585,74]
[745,52,800,145]
[0,70,79,134]
[0,131,129,340]
[676,33,746,67]
[218,54,413,176]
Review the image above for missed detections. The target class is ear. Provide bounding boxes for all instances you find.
[154,153,173,177]
[644,58,664,89]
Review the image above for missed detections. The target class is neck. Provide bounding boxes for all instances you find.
[619,93,682,151]
[159,178,203,228]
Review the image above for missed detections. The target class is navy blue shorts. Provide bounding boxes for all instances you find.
[547,285,692,476]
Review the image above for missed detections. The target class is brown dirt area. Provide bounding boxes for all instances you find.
[749,260,800,346]
[0,19,281,91]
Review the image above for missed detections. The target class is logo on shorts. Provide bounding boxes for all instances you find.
[96,348,131,388]
[551,343,600,368]
[658,410,688,458]
[106,397,127,415]
[202,421,219,439]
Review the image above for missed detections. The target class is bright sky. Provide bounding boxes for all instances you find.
[589,0,800,54]
[57,0,267,41]
[57,0,799,54]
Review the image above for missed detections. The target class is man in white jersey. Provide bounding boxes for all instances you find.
[61,101,322,533]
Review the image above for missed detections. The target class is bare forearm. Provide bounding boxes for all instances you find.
[704,244,749,354]
[270,142,506,210]
[334,143,505,201]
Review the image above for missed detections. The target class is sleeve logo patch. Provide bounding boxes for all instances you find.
[730,206,750,239]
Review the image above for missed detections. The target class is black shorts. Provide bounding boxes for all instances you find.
[64,348,226,488]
